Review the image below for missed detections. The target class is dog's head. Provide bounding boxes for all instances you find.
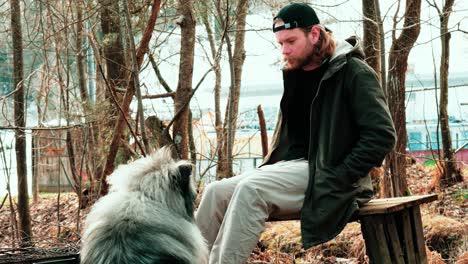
[107,147,197,219]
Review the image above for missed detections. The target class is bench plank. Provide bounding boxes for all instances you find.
[358,194,437,216]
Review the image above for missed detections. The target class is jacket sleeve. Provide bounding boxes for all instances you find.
[339,62,397,181]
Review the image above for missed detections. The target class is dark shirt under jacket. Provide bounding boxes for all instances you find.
[282,62,328,161]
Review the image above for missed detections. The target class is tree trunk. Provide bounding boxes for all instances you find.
[10,0,32,246]
[32,131,38,203]
[76,2,90,106]
[375,0,387,94]
[100,0,126,97]
[75,0,96,190]
[437,0,462,185]
[173,0,196,159]
[362,0,380,76]
[200,0,228,179]
[98,0,127,193]
[363,0,391,197]
[385,0,422,197]
[189,110,197,173]
[101,0,161,193]
[228,0,249,176]
[146,115,172,148]
[122,0,150,154]
[222,0,249,178]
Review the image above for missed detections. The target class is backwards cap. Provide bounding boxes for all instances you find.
[273,3,331,33]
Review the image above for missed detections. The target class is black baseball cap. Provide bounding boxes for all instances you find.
[273,3,331,33]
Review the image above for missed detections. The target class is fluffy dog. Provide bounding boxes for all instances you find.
[80,147,208,264]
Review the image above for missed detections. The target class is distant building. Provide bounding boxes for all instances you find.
[405,73,468,161]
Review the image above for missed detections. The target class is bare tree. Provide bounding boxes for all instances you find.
[100,0,126,98]
[173,0,196,159]
[98,0,128,192]
[375,0,386,93]
[385,0,422,197]
[10,0,32,246]
[362,0,392,197]
[122,0,150,154]
[101,0,161,193]
[31,131,38,203]
[427,0,463,186]
[210,0,249,179]
[362,0,381,76]
[75,1,91,107]
[225,0,249,178]
[198,0,227,179]
[74,0,97,200]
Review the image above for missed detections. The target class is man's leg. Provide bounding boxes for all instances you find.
[209,159,309,264]
[195,170,253,251]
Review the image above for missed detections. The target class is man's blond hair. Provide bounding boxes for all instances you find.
[301,25,336,62]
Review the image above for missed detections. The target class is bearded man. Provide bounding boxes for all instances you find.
[196,3,396,264]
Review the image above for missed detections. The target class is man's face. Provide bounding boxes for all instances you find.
[274,24,319,71]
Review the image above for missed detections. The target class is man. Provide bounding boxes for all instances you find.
[196,3,396,264]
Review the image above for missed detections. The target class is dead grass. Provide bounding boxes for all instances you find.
[1,162,467,263]
[423,215,468,262]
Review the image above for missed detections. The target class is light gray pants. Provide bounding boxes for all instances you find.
[195,159,309,264]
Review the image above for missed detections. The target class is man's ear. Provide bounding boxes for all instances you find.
[310,25,321,43]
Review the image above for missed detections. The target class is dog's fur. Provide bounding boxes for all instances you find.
[80,147,208,264]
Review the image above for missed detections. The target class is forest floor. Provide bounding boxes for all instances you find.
[0,162,467,263]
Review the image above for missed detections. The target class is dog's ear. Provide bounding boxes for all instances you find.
[177,164,196,218]
[177,164,192,192]
[179,164,192,179]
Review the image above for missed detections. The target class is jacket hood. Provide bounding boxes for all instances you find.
[330,36,365,63]
[320,36,365,80]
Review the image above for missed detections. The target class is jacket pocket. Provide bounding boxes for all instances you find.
[315,165,356,192]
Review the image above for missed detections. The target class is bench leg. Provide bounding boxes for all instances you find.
[384,214,406,263]
[410,206,428,263]
[361,215,397,264]
[360,206,427,264]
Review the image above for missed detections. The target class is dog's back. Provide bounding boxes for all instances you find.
[80,148,208,264]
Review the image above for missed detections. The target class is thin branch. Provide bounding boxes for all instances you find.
[0,193,8,211]
[392,0,402,42]
[136,0,162,65]
[147,52,173,93]
[164,67,214,132]
[457,22,468,34]
[0,124,85,131]
[142,92,175,99]
[310,0,352,8]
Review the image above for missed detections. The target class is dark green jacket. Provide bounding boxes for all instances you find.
[262,37,396,248]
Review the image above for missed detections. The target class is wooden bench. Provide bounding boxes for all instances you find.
[268,194,438,264]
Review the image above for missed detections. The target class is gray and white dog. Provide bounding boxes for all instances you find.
[80,147,208,264]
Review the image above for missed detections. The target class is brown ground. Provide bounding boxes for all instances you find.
[0,163,467,263]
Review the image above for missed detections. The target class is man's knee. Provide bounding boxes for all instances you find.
[234,178,265,200]
[202,179,236,201]
[230,178,270,216]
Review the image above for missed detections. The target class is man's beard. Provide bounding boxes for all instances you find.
[283,39,317,71]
